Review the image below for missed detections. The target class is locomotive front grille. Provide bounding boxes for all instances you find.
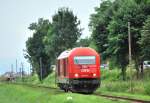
[70,78,100,85]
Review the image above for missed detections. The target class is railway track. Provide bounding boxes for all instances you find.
[94,93,150,103]
[2,82,150,103]
[7,82,58,90]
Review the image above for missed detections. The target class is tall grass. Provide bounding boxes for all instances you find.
[42,72,56,87]
[13,67,150,96]
[0,83,129,103]
[15,73,40,84]
[101,69,121,81]
[99,69,150,96]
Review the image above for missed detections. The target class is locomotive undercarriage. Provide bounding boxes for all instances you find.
[58,78,100,94]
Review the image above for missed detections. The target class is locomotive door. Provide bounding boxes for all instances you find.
[63,58,68,77]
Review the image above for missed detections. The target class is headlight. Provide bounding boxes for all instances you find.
[93,73,96,77]
[74,73,79,77]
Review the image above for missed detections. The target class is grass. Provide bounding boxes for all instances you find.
[96,89,150,101]
[0,83,130,103]
[15,72,57,87]
[42,72,57,87]
[13,68,150,101]
[97,69,150,100]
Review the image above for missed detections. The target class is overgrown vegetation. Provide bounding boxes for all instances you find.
[89,0,150,80]
[25,8,82,80]
[97,69,150,97]
[140,16,150,60]
[0,83,130,103]
[25,0,150,81]
[25,18,52,80]
[14,68,150,98]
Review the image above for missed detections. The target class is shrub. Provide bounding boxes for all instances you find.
[101,69,120,81]
[42,72,56,87]
[22,74,40,84]
[104,82,129,92]
[144,82,150,95]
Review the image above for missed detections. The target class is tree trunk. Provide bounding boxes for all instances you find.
[140,61,144,78]
[135,59,139,79]
[121,67,126,81]
[136,69,139,79]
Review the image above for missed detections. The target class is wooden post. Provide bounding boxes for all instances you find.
[21,62,24,82]
[128,22,133,92]
[128,22,132,64]
[16,59,17,73]
[40,57,42,80]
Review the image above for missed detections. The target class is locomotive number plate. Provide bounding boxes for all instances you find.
[81,69,89,72]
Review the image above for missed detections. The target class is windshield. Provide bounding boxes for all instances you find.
[74,56,96,64]
[147,61,150,65]
[144,61,150,65]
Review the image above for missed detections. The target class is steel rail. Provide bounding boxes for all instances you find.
[2,82,150,103]
[94,93,150,103]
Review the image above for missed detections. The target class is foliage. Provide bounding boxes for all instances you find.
[140,16,150,60]
[108,57,119,70]
[75,37,91,47]
[144,82,150,95]
[89,41,98,51]
[24,74,40,84]
[25,18,52,80]
[89,40,98,52]
[89,0,113,60]
[101,69,120,81]
[89,0,150,80]
[99,69,150,96]
[42,72,56,87]
[25,8,82,79]
[44,8,82,61]
[104,82,130,92]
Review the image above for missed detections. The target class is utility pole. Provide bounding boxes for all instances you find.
[21,62,24,81]
[10,64,14,81]
[11,64,13,73]
[11,64,13,78]
[28,65,30,76]
[128,22,133,92]
[40,57,43,81]
[16,59,18,73]
[30,64,32,75]
[128,22,132,64]
[20,66,22,78]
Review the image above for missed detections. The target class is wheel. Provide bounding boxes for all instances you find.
[63,84,69,92]
[64,88,69,92]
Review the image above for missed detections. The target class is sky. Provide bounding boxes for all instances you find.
[0,0,101,75]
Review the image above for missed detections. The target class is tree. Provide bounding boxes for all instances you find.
[89,0,150,80]
[45,8,82,60]
[89,0,113,60]
[140,16,150,60]
[25,18,52,80]
[107,0,150,79]
[75,37,91,47]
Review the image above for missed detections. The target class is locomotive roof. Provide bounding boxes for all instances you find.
[57,47,97,60]
[57,50,72,59]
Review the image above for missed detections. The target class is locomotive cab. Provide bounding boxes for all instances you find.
[56,47,101,93]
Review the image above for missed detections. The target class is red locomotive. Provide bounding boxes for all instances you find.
[56,47,100,93]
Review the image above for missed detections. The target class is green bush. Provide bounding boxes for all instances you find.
[100,69,150,95]
[101,69,120,81]
[16,74,40,84]
[144,82,150,95]
[108,58,119,70]
[143,69,150,80]
[42,72,56,87]
[104,82,129,92]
